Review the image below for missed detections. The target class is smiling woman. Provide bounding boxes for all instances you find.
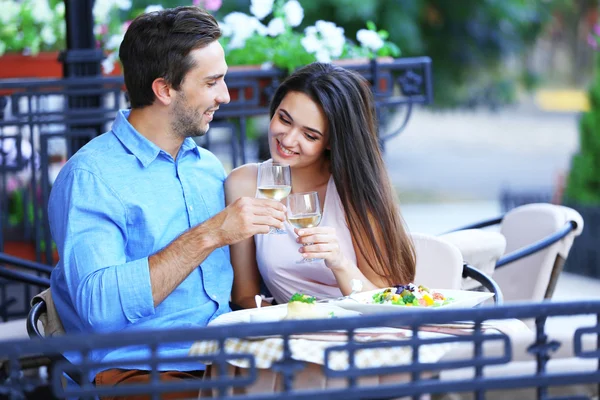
[225,62,416,310]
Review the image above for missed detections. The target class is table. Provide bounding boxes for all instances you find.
[189,305,530,397]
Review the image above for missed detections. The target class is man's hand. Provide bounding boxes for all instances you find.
[206,197,286,246]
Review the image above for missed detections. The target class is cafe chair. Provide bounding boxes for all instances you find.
[0,252,52,340]
[0,252,84,388]
[411,233,503,305]
[442,203,583,303]
[439,229,507,290]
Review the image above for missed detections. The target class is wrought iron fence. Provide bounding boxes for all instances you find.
[0,301,599,399]
[0,57,432,321]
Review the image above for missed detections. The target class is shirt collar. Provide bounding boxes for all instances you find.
[112,110,201,167]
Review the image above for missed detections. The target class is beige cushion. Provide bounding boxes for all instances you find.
[495,204,583,303]
[412,233,463,290]
[439,229,506,290]
[31,288,65,337]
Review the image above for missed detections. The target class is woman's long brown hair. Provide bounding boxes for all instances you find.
[269,63,416,285]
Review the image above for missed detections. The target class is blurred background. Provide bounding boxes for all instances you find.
[1,0,599,279]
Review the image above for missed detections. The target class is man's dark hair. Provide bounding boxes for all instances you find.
[119,6,221,108]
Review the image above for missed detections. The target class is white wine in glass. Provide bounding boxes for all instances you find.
[257,185,291,201]
[287,192,322,263]
[257,162,292,234]
[288,213,322,229]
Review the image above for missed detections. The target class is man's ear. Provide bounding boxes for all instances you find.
[151,77,173,106]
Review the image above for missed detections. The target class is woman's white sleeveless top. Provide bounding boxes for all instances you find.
[254,175,357,304]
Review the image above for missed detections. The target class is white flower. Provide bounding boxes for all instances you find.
[250,0,274,20]
[283,0,303,27]
[315,49,331,63]
[101,52,119,75]
[222,12,267,49]
[94,0,131,24]
[219,21,232,37]
[254,18,268,36]
[31,0,53,24]
[301,21,346,61]
[144,5,163,13]
[55,2,65,16]
[315,20,345,57]
[301,33,321,53]
[0,1,20,25]
[357,29,384,52]
[93,0,113,24]
[40,26,56,46]
[106,33,124,51]
[116,0,132,9]
[267,17,285,37]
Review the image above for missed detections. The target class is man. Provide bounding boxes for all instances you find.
[48,5,285,394]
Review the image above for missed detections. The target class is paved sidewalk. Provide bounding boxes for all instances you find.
[548,271,600,334]
[384,106,579,200]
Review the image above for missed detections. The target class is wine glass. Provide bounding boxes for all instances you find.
[287,192,322,263]
[257,161,291,234]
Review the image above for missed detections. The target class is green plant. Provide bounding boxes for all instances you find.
[0,0,65,55]
[219,0,400,73]
[299,0,558,108]
[0,0,132,68]
[564,24,600,205]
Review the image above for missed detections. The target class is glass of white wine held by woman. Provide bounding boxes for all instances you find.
[287,191,322,263]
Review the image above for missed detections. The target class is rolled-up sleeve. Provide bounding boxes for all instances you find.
[49,168,155,332]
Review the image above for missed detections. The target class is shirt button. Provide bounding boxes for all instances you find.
[189,206,194,211]
[212,295,217,299]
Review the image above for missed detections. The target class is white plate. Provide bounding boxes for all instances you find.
[209,303,361,326]
[330,288,494,314]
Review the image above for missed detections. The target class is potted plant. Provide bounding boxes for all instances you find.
[219,0,399,69]
[562,23,600,278]
[0,0,130,79]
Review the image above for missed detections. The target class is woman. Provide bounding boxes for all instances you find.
[225,62,415,309]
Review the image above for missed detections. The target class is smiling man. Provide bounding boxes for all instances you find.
[47,6,286,397]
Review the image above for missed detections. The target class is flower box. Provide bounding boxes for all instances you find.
[0,52,123,80]
[0,52,63,79]
[226,57,395,109]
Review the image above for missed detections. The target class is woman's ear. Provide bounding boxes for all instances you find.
[151,77,173,106]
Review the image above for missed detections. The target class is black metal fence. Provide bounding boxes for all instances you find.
[0,57,432,321]
[1,301,599,399]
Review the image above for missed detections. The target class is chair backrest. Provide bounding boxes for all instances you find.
[494,203,584,303]
[438,229,507,290]
[28,288,65,338]
[411,233,463,289]
[27,299,46,338]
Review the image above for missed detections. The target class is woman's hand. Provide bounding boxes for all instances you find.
[295,226,347,269]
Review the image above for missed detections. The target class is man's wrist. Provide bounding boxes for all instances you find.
[192,223,222,253]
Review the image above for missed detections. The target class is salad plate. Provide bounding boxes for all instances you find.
[330,287,494,314]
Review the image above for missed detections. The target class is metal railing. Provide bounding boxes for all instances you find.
[1,301,599,399]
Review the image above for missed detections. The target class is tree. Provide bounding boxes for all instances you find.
[564,30,600,205]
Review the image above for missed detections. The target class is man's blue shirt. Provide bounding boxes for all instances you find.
[49,109,232,373]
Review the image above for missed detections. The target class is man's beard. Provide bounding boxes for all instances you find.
[171,95,209,138]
